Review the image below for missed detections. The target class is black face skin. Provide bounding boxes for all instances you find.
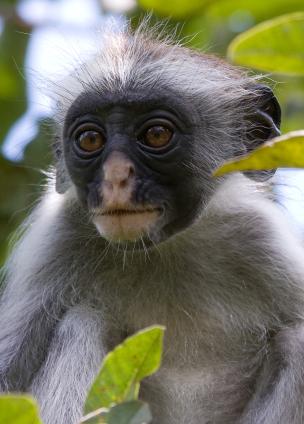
[63,88,205,245]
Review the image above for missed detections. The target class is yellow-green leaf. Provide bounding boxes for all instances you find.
[84,326,165,413]
[0,395,42,424]
[228,12,304,75]
[138,0,208,19]
[213,130,304,176]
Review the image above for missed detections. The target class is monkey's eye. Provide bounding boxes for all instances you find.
[76,130,105,153]
[141,126,173,148]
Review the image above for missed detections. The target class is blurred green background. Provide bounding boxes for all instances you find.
[0,0,303,263]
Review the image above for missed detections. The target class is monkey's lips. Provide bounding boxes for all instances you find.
[92,206,162,241]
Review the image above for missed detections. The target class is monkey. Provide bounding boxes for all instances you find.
[1,21,304,424]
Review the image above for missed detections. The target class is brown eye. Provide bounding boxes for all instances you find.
[77,130,105,152]
[143,126,173,148]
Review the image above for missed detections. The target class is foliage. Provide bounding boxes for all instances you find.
[0,395,42,424]
[213,12,304,175]
[0,326,164,424]
[214,131,304,176]
[137,0,208,19]
[228,12,304,75]
[106,401,152,424]
[83,325,164,423]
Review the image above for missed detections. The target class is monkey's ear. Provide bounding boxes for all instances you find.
[243,85,281,182]
[53,137,72,194]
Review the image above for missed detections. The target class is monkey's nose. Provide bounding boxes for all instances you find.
[103,152,135,189]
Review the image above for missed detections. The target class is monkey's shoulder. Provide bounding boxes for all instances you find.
[201,191,302,269]
[203,178,301,257]
[193,187,304,311]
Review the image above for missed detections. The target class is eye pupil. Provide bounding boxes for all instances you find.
[77,131,105,152]
[144,126,173,148]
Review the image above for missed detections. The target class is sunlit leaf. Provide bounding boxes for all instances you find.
[107,401,152,424]
[137,0,208,19]
[213,130,304,176]
[0,395,42,424]
[228,12,304,75]
[85,326,165,413]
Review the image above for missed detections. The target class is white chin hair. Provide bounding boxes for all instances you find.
[93,210,160,242]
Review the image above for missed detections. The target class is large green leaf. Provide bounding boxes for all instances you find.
[228,12,304,75]
[85,326,165,413]
[137,0,209,19]
[213,130,304,176]
[0,395,42,424]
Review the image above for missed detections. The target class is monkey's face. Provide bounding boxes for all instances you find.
[62,89,207,246]
[58,32,281,248]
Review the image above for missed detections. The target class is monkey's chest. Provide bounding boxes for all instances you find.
[102,273,267,423]
[118,293,263,423]
[116,281,267,363]
[140,359,258,424]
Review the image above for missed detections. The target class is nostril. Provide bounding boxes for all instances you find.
[120,179,128,188]
[128,165,135,178]
[120,166,134,188]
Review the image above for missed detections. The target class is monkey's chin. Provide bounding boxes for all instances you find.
[92,210,160,242]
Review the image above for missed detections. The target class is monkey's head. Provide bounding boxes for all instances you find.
[53,25,281,246]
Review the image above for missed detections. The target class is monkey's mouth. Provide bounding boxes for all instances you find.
[92,205,162,241]
[99,206,162,216]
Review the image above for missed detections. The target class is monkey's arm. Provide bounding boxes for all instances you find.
[230,204,304,423]
[208,197,304,424]
[0,284,62,392]
[30,305,106,424]
[239,324,304,424]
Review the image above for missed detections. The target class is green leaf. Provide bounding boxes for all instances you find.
[85,326,165,413]
[207,0,304,22]
[0,395,42,424]
[213,130,304,176]
[107,401,152,424]
[137,0,208,19]
[228,12,304,75]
